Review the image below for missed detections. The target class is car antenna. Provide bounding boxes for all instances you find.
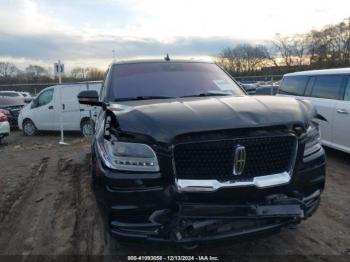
[164,53,170,61]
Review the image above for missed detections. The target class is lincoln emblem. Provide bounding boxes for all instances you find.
[233,145,246,176]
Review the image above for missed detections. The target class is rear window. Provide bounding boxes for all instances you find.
[344,77,350,101]
[310,75,343,100]
[109,62,244,101]
[279,76,308,96]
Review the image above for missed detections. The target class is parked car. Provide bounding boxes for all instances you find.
[18,83,102,136]
[255,84,279,95]
[240,83,259,95]
[78,59,325,246]
[0,95,25,128]
[278,68,350,153]
[19,91,33,98]
[0,91,25,101]
[0,109,10,143]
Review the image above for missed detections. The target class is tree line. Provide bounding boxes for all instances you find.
[217,17,350,76]
[0,63,105,84]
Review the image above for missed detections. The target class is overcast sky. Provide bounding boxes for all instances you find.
[0,0,349,71]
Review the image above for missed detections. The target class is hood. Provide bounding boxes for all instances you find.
[108,95,316,143]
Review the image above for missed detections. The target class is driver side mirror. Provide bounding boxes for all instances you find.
[77,90,102,106]
[24,97,33,103]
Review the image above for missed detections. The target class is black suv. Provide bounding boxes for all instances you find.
[78,59,325,245]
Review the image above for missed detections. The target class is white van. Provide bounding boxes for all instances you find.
[18,82,101,136]
[278,68,350,153]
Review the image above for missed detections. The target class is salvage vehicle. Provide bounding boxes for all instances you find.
[78,59,326,247]
[279,68,350,153]
[0,95,25,129]
[0,109,10,143]
[18,82,101,136]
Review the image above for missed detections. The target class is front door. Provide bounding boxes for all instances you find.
[306,75,344,146]
[332,76,350,153]
[31,88,56,130]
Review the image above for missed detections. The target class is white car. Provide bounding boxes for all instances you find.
[0,91,25,100]
[0,109,10,143]
[278,68,350,153]
[20,91,33,98]
[18,83,101,136]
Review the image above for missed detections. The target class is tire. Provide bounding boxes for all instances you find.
[23,119,37,136]
[81,118,95,137]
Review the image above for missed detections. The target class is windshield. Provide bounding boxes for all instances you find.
[109,62,244,101]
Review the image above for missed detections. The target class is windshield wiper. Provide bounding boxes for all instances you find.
[115,96,173,101]
[180,91,232,98]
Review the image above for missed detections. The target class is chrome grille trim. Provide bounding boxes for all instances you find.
[176,172,291,192]
[173,135,299,192]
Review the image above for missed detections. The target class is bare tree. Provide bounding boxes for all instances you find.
[85,67,104,80]
[25,65,49,77]
[0,62,19,77]
[71,67,89,79]
[217,44,269,74]
[307,17,350,67]
[271,34,295,67]
[291,34,308,66]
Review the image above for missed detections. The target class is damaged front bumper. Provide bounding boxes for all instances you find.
[92,142,326,243]
[108,191,321,243]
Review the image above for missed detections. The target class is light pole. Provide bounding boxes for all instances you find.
[112,49,116,62]
[56,60,68,145]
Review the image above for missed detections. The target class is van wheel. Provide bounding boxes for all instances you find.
[81,118,95,137]
[23,119,37,136]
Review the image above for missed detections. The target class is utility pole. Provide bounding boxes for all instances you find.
[55,60,68,145]
[58,60,62,84]
[112,49,116,62]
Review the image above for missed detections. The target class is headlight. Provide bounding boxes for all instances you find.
[98,137,160,172]
[304,122,321,157]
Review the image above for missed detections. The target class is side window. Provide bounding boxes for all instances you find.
[304,76,316,96]
[37,89,54,107]
[100,68,110,101]
[344,77,350,101]
[279,76,308,96]
[311,75,343,100]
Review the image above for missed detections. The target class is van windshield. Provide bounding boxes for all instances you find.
[109,62,244,101]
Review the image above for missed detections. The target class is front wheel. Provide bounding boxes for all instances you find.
[23,119,37,136]
[81,118,95,137]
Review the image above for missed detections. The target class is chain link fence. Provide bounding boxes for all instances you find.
[234,75,283,84]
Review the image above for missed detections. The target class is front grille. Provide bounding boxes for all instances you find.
[173,135,297,181]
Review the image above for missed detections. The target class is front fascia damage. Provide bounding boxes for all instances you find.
[92,95,326,243]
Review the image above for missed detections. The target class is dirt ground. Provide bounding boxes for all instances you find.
[0,131,349,261]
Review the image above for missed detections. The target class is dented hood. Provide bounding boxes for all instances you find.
[108,95,316,143]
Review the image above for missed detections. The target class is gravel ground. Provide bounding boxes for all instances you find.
[0,131,349,261]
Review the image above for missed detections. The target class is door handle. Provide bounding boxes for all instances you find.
[48,105,53,110]
[336,109,349,114]
[62,104,65,110]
